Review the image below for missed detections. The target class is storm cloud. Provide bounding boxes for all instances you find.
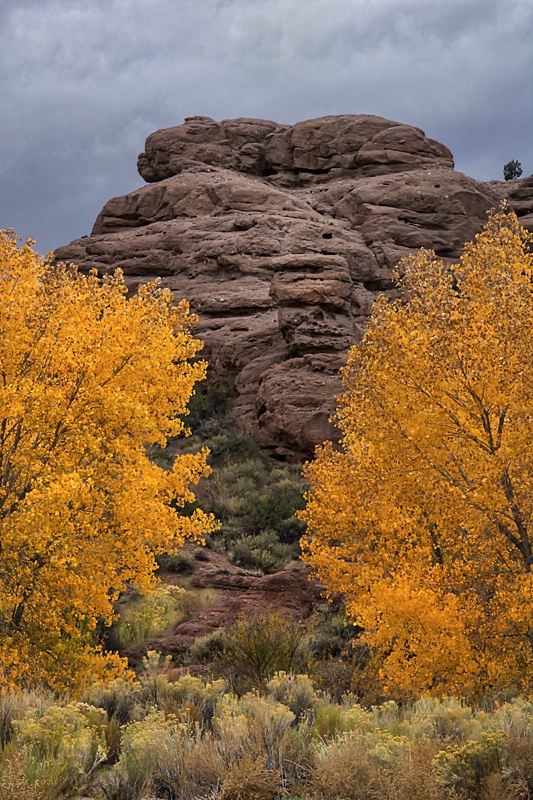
[1,0,531,254]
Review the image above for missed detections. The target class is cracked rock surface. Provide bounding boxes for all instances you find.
[54,115,533,458]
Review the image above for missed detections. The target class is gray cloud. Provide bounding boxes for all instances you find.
[1,0,531,254]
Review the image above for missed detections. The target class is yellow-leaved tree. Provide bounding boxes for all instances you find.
[301,208,533,699]
[0,231,217,691]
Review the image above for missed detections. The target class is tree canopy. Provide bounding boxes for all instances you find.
[0,232,216,691]
[301,208,533,699]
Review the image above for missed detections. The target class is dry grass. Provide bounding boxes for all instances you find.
[382,740,459,800]
[0,748,38,800]
[220,753,281,800]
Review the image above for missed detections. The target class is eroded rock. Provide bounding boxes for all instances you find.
[55,115,532,458]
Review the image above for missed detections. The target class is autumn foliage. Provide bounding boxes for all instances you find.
[301,209,533,699]
[0,232,216,691]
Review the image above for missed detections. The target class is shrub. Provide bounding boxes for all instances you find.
[104,710,178,799]
[145,441,174,468]
[266,672,318,721]
[108,585,219,650]
[205,429,267,465]
[434,730,508,791]
[220,753,281,800]
[194,425,307,571]
[307,604,361,659]
[11,674,533,799]
[12,703,107,797]
[244,477,306,539]
[204,458,268,524]
[165,674,227,731]
[188,628,229,663]
[491,697,533,739]
[0,748,39,799]
[84,677,143,726]
[403,696,484,742]
[310,730,409,799]
[158,552,195,573]
[0,691,53,747]
[229,531,291,574]
[308,656,360,703]
[312,700,356,740]
[215,613,309,694]
[109,585,189,649]
[150,731,223,799]
[215,693,295,769]
[185,378,237,427]
[380,740,454,800]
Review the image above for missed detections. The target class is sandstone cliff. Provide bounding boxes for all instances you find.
[54,115,533,458]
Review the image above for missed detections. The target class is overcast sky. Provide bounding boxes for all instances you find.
[1,0,532,256]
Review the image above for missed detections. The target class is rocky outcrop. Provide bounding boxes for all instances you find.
[123,559,324,665]
[54,115,533,458]
[484,176,533,233]
[136,114,454,184]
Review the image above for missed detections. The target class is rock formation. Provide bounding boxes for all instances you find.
[54,115,533,458]
[123,552,325,666]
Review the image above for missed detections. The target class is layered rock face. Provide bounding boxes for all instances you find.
[54,115,533,458]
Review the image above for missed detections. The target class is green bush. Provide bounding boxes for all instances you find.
[503,160,523,181]
[200,446,306,566]
[0,747,37,800]
[179,416,307,572]
[188,628,229,663]
[84,677,143,727]
[205,429,267,465]
[157,552,195,574]
[0,691,53,748]
[215,692,295,769]
[243,477,306,539]
[11,675,533,799]
[215,523,244,548]
[105,710,176,799]
[145,441,174,468]
[185,378,237,427]
[266,671,318,721]
[307,604,361,659]
[229,531,291,574]
[403,696,484,742]
[308,655,360,703]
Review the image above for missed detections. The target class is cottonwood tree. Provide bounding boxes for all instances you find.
[0,232,216,691]
[301,208,533,699]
